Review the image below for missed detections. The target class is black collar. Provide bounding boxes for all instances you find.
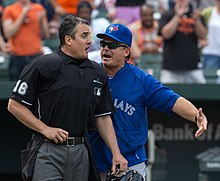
[57,48,94,68]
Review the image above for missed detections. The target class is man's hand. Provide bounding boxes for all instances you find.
[192,9,201,22]
[174,2,188,17]
[22,5,31,15]
[38,10,47,23]
[111,154,128,174]
[195,108,208,138]
[40,126,69,143]
[54,5,66,16]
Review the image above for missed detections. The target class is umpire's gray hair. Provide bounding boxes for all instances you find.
[58,15,89,47]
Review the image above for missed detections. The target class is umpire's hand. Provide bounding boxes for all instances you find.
[41,126,69,143]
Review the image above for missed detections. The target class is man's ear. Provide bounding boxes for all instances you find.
[124,48,131,58]
[65,35,72,46]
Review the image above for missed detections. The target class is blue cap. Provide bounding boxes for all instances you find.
[96,24,132,47]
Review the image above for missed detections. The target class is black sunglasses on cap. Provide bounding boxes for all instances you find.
[100,40,128,50]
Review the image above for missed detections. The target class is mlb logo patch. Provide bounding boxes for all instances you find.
[94,87,102,96]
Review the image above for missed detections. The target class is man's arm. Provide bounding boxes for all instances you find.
[161,14,180,40]
[38,9,50,39]
[192,9,207,39]
[48,0,66,16]
[8,99,69,143]
[96,115,128,172]
[161,2,189,39]
[172,97,208,138]
[0,34,11,53]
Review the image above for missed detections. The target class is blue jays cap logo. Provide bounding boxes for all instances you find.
[97,24,132,47]
[108,25,119,33]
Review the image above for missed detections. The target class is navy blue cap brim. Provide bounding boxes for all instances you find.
[96,33,124,44]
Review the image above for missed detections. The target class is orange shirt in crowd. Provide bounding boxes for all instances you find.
[2,2,45,56]
[57,0,93,15]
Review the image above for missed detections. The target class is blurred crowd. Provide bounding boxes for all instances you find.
[0,0,219,83]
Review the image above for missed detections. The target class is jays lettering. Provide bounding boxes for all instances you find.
[114,98,135,116]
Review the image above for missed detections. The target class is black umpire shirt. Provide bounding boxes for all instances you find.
[10,48,115,136]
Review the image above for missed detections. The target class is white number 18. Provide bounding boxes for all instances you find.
[13,80,28,95]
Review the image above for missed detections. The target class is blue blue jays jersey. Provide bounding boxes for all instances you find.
[88,62,180,172]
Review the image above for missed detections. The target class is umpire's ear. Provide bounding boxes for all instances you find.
[65,35,73,46]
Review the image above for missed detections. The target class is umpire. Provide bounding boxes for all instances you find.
[7,16,127,181]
